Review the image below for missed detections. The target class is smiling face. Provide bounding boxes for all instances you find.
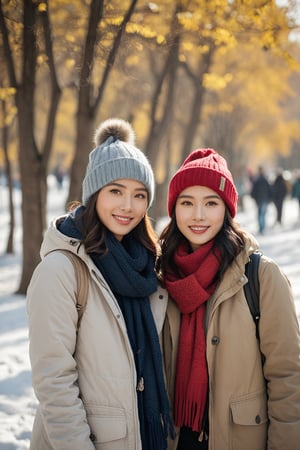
[96,179,148,241]
[175,185,226,251]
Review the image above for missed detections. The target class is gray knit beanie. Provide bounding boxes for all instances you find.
[82,118,155,207]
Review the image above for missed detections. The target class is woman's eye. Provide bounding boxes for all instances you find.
[136,193,146,199]
[207,201,218,207]
[181,200,192,206]
[110,189,121,194]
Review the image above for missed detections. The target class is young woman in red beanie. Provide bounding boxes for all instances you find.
[158,148,300,450]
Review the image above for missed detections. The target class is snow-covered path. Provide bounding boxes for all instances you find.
[0,185,299,449]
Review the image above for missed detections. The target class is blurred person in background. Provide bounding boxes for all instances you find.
[250,166,272,234]
[271,168,288,226]
[292,169,300,220]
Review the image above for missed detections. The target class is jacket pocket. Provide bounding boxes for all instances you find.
[229,390,268,450]
[85,404,127,450]
[230,389,268,426]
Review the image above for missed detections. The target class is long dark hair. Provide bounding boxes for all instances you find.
[70,192,158,256]
[157,208,245,283]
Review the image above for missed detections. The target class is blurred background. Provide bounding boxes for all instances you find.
[0,0,300,294]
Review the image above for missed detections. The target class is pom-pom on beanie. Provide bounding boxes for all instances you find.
[168,148,238,217]
[82,118,155,207]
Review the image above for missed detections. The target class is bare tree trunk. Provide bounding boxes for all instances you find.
[67,0,138,204]
[144,4,181,172]
[1,100,15,254]
[16,0,45,292]
[180,46,215,161]
[153,133,173,221]
[0,0,61,293]
[17,89,47,293]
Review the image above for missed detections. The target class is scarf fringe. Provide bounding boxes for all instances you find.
[146,414,175,450]
[162,412,176,440]
[174,380,207,432]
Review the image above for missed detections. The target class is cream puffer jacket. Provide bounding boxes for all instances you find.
[164,232,300,450]
[27,217,169,450]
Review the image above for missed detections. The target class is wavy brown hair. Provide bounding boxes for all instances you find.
[70,193,158,257]
[156,208,246,283]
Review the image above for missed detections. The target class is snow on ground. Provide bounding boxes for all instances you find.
[0,180,68,450]
[0,182,300,449]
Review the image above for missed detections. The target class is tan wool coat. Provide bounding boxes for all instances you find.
[164,233,300,450]
[27,217,169,450]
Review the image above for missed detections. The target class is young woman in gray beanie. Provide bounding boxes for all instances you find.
[26,118,174,450]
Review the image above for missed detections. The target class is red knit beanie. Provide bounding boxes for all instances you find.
[168,148,238,217]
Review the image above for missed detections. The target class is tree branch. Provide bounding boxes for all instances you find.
[0,2,17,87]
[39,2,62,162]
[92,0,139,113]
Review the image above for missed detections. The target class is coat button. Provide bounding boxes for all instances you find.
[211,336,220,345]
[90,433,96,441]
[159,294,164,299]
[255,415,261,424]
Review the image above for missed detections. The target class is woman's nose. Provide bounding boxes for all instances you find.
[121,196,132,211]
[194,204,205,220]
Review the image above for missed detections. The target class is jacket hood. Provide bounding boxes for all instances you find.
[213,229,260,302]
[239,229,260,263]
[40,215,86,261]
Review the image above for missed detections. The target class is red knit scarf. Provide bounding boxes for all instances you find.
[164,240,220,432]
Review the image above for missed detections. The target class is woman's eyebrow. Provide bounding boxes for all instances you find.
[177,194,220,200]
[106,182,147,192]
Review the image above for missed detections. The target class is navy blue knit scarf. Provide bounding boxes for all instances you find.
[92,232,174,450]
[59,211,174,450]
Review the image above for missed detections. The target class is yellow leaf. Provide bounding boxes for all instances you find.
[38,3,47,12]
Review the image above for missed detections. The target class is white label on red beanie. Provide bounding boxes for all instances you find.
[219,176,226,191]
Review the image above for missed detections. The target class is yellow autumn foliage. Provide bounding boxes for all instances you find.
[1,0,299,172]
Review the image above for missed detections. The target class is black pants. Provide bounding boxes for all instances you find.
[177,427,208,450]
[274,199,284,223]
